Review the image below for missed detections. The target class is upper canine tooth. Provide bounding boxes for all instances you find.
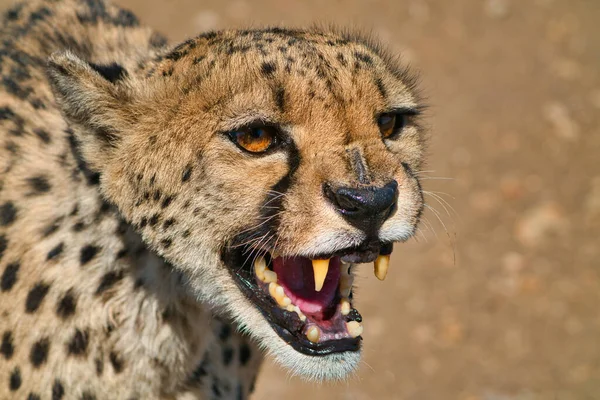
[374,254,390,281]
[311,259,330,292]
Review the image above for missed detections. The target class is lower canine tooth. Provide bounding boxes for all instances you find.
[306,326,320,343]
[374,254,390,281]
[312,259,330,292]
[346,321,363,338]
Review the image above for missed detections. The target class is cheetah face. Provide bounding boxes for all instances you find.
[48,28,425,380]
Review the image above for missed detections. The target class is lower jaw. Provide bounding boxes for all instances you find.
[222,251,363,357]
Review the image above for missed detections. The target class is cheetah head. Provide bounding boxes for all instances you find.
[47,28,425,381]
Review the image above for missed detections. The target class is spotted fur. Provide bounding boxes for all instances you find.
[0,0,425,397]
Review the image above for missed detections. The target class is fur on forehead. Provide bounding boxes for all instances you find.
[145,26,422,108]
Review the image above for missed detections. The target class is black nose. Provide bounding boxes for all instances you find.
[324,181,398,233]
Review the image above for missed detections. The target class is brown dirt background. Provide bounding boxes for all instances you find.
[3,0,599,398]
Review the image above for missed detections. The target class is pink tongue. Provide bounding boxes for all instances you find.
[272,256,341,315]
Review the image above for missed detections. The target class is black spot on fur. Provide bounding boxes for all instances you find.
[95,271,124,296]
[149,32,168,48]
[182,165,192,182]
[153,190,161,201]
[274,86,285,112]
[139,217,147,228]
[0,235,7,262]
[190,359,208,382]
[30,98,46,110]
[3,76,32,99]
[95,358,104,375]
[0,201,17,226]
[27,176,51,194]
[116,248,128,259]
[56,290,77,319]
[109,351,124,373]
[165,50,185,61]
[149,214,160,227]
[212,381,222,397]
[261,61,276,76]
[219,324,231,341]
[29,6,52,22]
[113,8,139,26]
[5,3,23,20]
[163,218,175,229]
[1,262,19,292]
[1,331,14,359]
[9,367,21,390]
[161,196,174,208]
[30,337,50,367]
[88,172,101,185]
[43,217,63,237]
[52,380,65,400]
[161,238,172,249]
[81,391,97,400]
[80,245,99,265]
[355,51,373,65]
[27,393,41,400]
[222,347,234,366]
[72,221,85,232]
[192,55,205,65]
[47,243,64,260]
[33,128,51,143]
[375,77,387,98]
[25,282,51,313]
[239,343,251,366]
[67,328,89,356]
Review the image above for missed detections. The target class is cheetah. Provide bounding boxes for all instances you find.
[0,0,426,398]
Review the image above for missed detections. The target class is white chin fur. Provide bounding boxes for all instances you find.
[224,287,361,381]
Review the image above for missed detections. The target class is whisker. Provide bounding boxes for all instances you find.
[424,203,449,236]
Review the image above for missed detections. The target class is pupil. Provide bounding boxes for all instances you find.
[252,129,263,139]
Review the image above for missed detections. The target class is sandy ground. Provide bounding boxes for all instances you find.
[3,0,599,398]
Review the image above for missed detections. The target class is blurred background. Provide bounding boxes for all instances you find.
[3,0,599,398]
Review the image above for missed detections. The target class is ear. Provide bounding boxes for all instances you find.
[47,51,134,169]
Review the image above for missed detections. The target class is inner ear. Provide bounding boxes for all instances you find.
[88,62,129,84]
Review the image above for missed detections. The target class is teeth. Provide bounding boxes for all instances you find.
[295,305,306,321]
[374,254,390,281]
[340,298,351,316]
[254,257,267,281]
[263,270,277,283]
[311,259,330,292]
[306,326,320,343]
[346,321,363,338]
[269,282,292,307]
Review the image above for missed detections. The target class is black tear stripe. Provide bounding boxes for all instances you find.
[230,140,301,258]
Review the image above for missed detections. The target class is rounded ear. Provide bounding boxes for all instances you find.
[47,51,134,168]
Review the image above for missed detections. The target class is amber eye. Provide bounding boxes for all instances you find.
[229,126,277,153]
[377,113,407,139]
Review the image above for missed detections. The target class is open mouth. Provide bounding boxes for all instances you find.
[222,241,393,356]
